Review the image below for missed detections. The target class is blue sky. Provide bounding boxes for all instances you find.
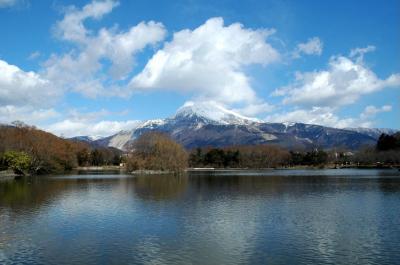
[0,0,399,137]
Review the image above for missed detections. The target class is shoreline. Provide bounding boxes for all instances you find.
[187,165,400,171]
[0,169,19,181]
[76,166,124,171]
[1,165,398,180]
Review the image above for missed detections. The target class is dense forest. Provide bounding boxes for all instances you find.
[187,132,400,169]
[188,147,338,168]
[0,123,122,175]
[350,132,400,166]
[188,145,290,168]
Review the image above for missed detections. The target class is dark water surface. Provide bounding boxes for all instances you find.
[1,169,400,265]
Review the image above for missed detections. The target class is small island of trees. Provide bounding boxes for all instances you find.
[125,132,188,172]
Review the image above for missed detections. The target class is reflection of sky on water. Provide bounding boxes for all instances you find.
[0,170,400,264]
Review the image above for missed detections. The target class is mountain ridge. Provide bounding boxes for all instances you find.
[75,102,395,151]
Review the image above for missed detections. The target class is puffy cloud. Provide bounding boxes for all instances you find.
[55,0,119,43]
[360,105,392,120]
[266,104,393,129]
[349,45,376,63]
[130,17,280,104]
[233,102,275,116]
[0,57,61,127]
[0,105,59,124]
[266,107,357,128]
[42,108,137,137]
[0,0,18,8]
[0,0,29,9]
[46,119,140,138]
[0,59,59,107]
[45,0,166,97]
[270,47,399,128]
[292,37,323,58]
[273,55,400,107]
[66,108,111,122]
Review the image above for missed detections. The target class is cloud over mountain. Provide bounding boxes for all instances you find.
[0,59,57,107]
[0,0,398,134]
[130,17,280,105]
[45,0,166,97]
[274,54,400,108]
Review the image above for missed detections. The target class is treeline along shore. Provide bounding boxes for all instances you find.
[1,122,400,177]
[0,122,123,177]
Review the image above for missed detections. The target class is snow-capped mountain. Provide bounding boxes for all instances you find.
[81,102,391,151]
[175,101,259,125]
[69,135,102,142]
[345,127,398,139]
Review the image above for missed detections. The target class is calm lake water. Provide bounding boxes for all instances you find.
[1,169,400,265]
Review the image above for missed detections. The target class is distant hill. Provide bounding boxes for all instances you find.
[345,128,398,139]
[84,102,389,151]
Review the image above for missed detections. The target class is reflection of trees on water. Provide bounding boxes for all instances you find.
[378,178,400,192]
[0,176,125,211]
[187,172,400,197]
[188,173,332,197]
[1,172,398,210]
[132,174,188,201]
[0,177,70,210]
[0,171,399,265]
[0,174,190,211]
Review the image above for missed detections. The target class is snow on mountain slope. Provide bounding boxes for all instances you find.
[97,101,260,150]
[107,130,134,150]
[136,119,166,129]
[174,101,259,125]
[102,119,165,149]
[345,127,398,139]
[88,102,390,151]
[68,135,103,142]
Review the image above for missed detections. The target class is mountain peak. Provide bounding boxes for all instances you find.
[174,101,259,125]
[69,135,102,142]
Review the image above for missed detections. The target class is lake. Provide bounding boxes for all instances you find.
[1,169,400,265]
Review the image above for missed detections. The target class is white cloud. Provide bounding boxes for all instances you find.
[42,108,138,137]
[293,37,323,58]
[273,55,400,107]
[0,0,17,8]
[360,105,392,120]
[0,59,59,107]
[233,102,275,116]
[130,17,280,105]
[0,105,60,124]
[66,108,111,122]
[0,0,28,8]
[0,60,60,126]
[27,51,40,60]
[55,0,119,44]
[349,45,376,63]
[46,119,140,138]
[1,1,396,133]
[266,104,393,129]
[270,47,399,128]
[266,107,357,128]
[44,0,166,97]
